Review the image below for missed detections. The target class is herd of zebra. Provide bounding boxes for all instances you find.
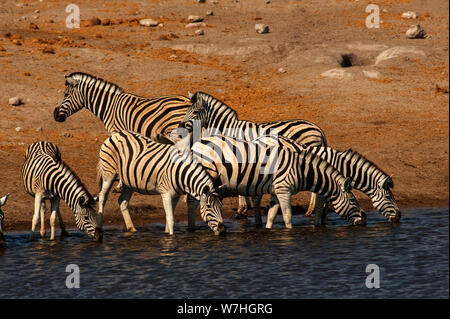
[1,72,401,243]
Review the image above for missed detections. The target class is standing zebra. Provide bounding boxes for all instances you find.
[21,142,103,241]
[96,130,225,235]
[185,135,366,228]
[177,91,328,217]
[255,136,401,224]
[53,72,191,140]
[0,193,10,244]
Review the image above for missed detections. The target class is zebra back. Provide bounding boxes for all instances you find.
[182,92,326,147]
[54,72,191,140]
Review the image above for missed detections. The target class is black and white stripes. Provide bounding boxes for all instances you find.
[21,141,102,241]
[54,72,191,140]
[96,130,225,235]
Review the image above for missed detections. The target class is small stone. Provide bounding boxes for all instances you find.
[9,97,23,106]
[255,23,269,34]
[15,127,23,132]
[101,18,111,25]
[406,24,426,39]
[88,17,101,26]
[266,0,271,3]
[35,127,43,132]
[206,10,214,16]
[29,22,39,30]
[402,11,418,19]
[197,0,206,3]
[139,18,159,27]
[278,68,286,74]
[188,15,204,23]
[362,70,381,79]
[62,132,73,138]
[34,10,40,13]
[42,47,55,54]
[12,39,22,46]
[185,22,206,28]
[195,29,205,35]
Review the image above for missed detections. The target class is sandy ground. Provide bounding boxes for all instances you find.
[0,0,448,233]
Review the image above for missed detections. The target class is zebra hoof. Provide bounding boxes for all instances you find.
[127,227,137,233]
[60,229,70,238]
[304,209,314,217]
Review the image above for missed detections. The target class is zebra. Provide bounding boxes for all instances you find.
[177,91,328,217]
[0,193,10,244]
[96,130,225,235]
[254,135,401,224]
[21,141,103,241]
[182,134,366,228]
[53,72,191,141]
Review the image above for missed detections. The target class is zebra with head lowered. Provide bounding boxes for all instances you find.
[181,134,366,228]
[255,136,401,224]
[96,130,225,235]
[21,142,103,241]
[53,72,191,140]
[177,91,328,218]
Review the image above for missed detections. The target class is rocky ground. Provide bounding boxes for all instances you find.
[0,0,448,233]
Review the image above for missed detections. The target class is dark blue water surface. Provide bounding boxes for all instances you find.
[0,207,448,298]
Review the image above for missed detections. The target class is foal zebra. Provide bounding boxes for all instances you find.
[255,136,400,224]
[53,72,191,140]
[185,135,366,228]
[21,142,102,241]
[97,130,225,235]
[177,91,328,216]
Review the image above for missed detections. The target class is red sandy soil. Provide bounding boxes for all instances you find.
[0,0,448,233]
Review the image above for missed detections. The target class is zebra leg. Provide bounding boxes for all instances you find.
[236,196,250,218]
[265,195,280,229]
[50,205,56,241]
[52,199,69,238]
[30,193,43,240]
[112,180,123,194]
[97,174,116,228]
[253,195,263,227]
[118,186,137,233]
[305,193,317,216]
[39,200,46,238]
[187,195,199,231]
[161,193,179,235]
[275,189,293,229]
[313,195,328,226]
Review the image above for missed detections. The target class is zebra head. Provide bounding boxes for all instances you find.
[370,176,401,223]
[199,187,225,235]
[74,196,103,241]
[333,178,366,226]
[54,74,85,122]
[179,92,208,131]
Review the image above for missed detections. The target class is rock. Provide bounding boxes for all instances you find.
[195,29,205,35]
[9,97,23,106]
[88,18,101,26]
[406,24,426,39]
[35,127,43,132]
[42,47,55,54]
[101,18,111,26]
[139,18,159,27]
[375,46,426,65]
[188,15,204,23]
[29,22,39,30]
[362,70,381,79]
[15,127,23,132]
[62,132,73,138]
[185,22,206,28]
[12,39,22,46]
[321,68,352,79]
[255,24,269,34]
[197,0,206,3]
[278,68,286,74]
[206,10,214,16]
[402,11,418,19]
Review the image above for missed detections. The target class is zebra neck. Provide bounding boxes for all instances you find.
[52,163,88,212]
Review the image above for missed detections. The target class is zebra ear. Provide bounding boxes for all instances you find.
[154,134,175,145]
[202,186,210,195]
[190,92,199,104]
[65,76,77,86]
[77,196,89,208]
[343,178,352,192]
[188,91,193,99]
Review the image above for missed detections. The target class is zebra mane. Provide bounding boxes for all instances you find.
[193,92,238,119]
[67,72,124,94]
[341,148,393,188]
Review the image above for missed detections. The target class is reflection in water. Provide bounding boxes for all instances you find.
[0,208,448,298]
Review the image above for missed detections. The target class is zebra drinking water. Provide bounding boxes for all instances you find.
[21,142,102,241]
[96,130,225,235]
[254,135,401,224]
[177,91,328,217]
[182,135,366,228]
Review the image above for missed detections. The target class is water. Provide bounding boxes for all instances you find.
[0,207,448,299]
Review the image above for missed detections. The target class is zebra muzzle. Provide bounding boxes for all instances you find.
[93,227,103,242]
[214,222,226,236]
[53,107,66,122]
[352,211,367,226]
